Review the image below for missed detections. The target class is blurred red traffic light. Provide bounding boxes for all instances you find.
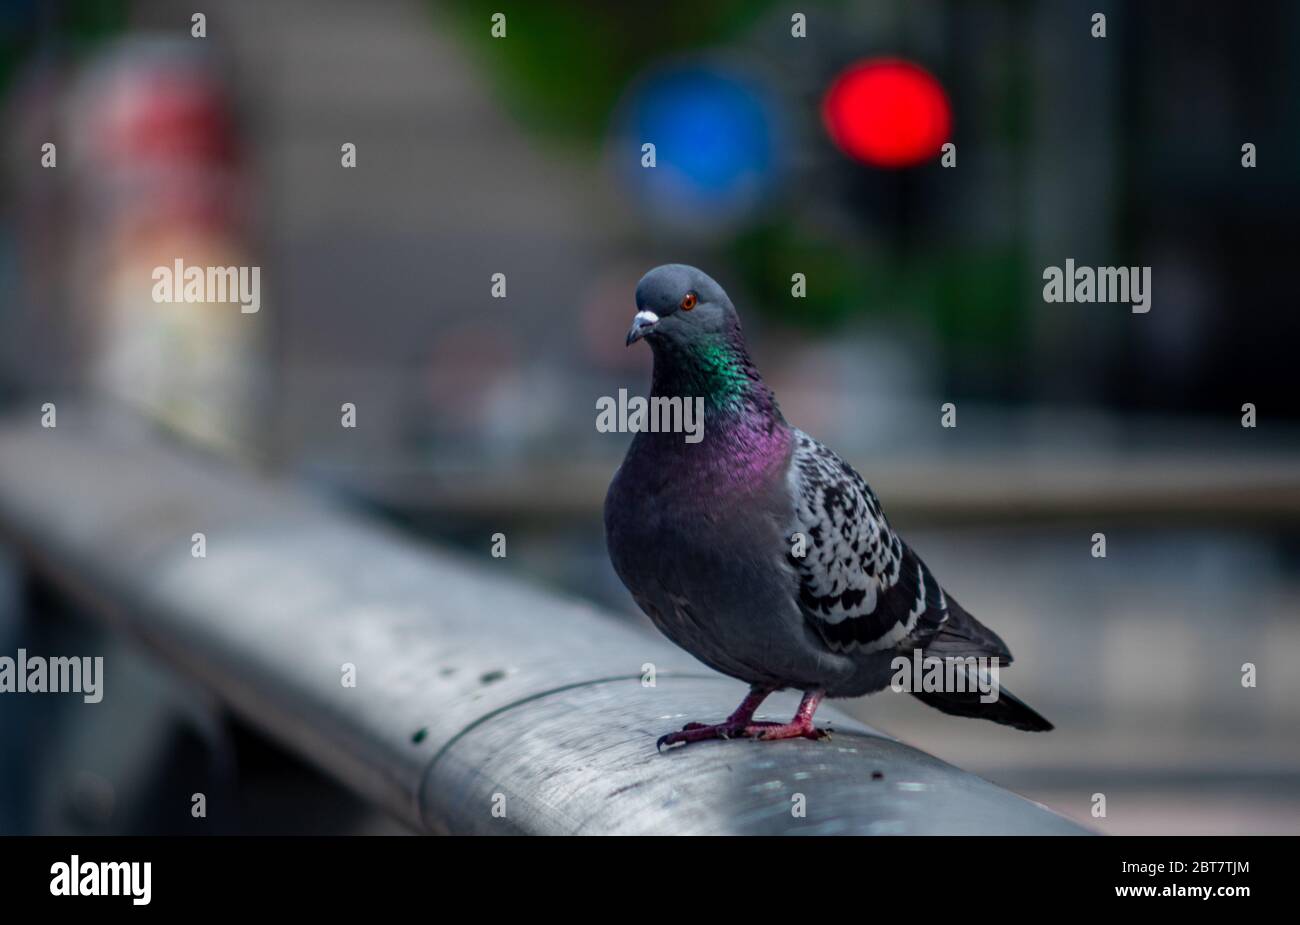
[822,58,951,168]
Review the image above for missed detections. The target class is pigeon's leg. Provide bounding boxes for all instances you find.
[743,688,828,741]
[680,684,771,732]
[657,685,772,749]
[657,687,828,750]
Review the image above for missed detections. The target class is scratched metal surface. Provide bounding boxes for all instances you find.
[426,681,1083,834]
[0,415,1086,834]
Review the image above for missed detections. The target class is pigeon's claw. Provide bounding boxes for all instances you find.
[656,721,751,750]
[677,719,778,733]
[752,720,830,742]
[655,719,827,750]
[656,720,828,750]
[656,688,828,751]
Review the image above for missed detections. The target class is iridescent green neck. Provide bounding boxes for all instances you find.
[650,331,780,421]
[689,339,751,408]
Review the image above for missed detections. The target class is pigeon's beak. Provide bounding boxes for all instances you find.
[626,310,660,346]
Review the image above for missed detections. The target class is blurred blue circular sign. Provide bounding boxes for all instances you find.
[615,64,780,233]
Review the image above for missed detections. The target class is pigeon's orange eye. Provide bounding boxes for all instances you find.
[680,292,698,311]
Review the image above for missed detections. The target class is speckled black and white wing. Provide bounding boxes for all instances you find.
[785,430,966,657]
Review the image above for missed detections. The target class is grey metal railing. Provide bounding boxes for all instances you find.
[0,413,1086,834]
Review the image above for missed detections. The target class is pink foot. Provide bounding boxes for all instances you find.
[657,719,827,750]
[657,689,828,751]
[680,720,780,732]
[750,719,830,741]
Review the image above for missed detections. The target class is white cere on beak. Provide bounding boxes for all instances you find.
[635,310,659,325]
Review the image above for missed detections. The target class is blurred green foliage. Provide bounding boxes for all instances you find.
[0,0,127,96]
[734,223,1026,369]
[437,1,775,145]
[732,223,873,329]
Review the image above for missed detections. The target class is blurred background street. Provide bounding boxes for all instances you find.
[1,0,1297,834]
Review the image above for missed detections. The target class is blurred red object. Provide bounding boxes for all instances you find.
[92,69,238,169]
[822,58,951,168]
[73,42,244,234]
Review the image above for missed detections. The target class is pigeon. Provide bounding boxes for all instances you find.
[604,264,1052,749]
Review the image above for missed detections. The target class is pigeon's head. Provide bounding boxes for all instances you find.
[626,264,739,347]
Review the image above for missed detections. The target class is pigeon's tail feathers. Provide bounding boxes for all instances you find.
[912,684,1054,732]
[911,600,1050,730]
[923,597,1013,664]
